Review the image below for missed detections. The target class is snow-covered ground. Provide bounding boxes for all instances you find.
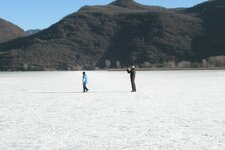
[0,70,225,150]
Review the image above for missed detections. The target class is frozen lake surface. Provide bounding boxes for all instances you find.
[0,70,225,150]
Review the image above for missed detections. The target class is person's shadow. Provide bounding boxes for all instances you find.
[34,91,129,94]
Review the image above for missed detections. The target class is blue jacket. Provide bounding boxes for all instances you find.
[82,74,88,84]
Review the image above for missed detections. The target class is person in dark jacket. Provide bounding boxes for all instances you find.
[82,72,89,92]
[127,65,136,92]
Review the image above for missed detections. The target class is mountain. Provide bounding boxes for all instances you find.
[0,0,225,71]
[186,0,225,59]
[0,18,27,43]
[26,29,41,35]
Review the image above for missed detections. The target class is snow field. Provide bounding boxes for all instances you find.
[0,71,225,149]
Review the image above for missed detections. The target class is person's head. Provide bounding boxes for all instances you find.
[82,72,85,75]
[132,65,135,69]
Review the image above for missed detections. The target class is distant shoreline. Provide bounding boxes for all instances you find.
[108,67,225,71]
[0,67,225,72]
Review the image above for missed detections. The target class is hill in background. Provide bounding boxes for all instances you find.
[0,18,27,43]
[26,29,41,35]
[0,0,225,71]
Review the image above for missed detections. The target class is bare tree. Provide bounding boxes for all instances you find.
[208,56,225,67]
[142,61,151,68]
[177,61,192,68]
[116,61,121,68]
[23,64,29,71]
[105,59,111,68]
[202,59,210,68]
[166,61,176,68]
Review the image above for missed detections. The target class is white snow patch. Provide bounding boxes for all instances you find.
[0,70,225,150]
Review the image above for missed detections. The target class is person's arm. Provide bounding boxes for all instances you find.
[85,76,88,83]
[82,76,85,83]
[127,68,131,73]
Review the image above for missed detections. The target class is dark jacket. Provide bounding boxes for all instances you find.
[127,68,136,80]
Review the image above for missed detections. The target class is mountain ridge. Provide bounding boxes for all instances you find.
[0,0,224,71]
[0,18,27,43]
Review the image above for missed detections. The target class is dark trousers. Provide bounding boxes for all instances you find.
[83,83,88,92]
[130,78,136,92]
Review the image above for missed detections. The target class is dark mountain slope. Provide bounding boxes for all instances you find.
[0,18,27,43]
[0,0,224,70]
[187,0,225,59]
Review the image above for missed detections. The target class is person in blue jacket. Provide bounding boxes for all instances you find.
[82,72,89,92]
